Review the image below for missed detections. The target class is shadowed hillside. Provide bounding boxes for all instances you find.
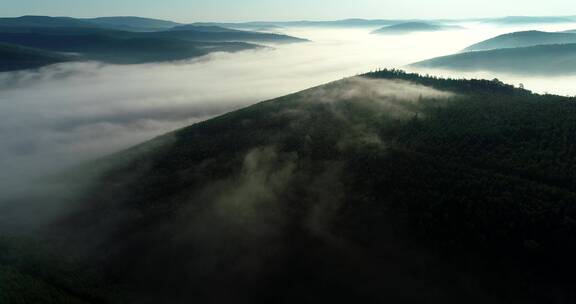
[3,70,576,303]
[167,25,309,43]
[0,17,307,69]
[0,32,259,64]
[0,16,97,29]
[0,43,72,71]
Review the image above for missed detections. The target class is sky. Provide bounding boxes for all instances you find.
[1,0,575,22]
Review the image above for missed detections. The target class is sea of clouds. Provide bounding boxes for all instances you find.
[1,21,576,185]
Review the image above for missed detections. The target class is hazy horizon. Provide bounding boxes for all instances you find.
[2,13,576,23]
[1,0,576,23]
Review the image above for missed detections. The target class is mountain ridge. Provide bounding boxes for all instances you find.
[411,43,576,74]
[16,70,574,303]
[372,22,462,34]
[0,42,72,71]
[464,30,576,51]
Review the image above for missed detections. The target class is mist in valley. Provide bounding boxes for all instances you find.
[1,20,576,204]
[2,8,576,302]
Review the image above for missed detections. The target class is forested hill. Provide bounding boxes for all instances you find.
[372,22,461,34]
[167,25,309,43]
[483,15,576,25]
[0,43,72,71]
[0,16,308,71]
[411,43,576,74]
[4,70,576,304]
[464,30,576,51]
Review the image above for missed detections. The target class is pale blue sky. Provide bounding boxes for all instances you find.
[1,0,575,23]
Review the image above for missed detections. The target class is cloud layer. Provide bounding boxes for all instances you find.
[1,22,576,187]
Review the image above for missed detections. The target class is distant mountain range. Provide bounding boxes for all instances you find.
[0,15,183,31]
[410,28,576,75]
[411,43,576,75]
[0,16,308,71]
[2,14,576,73]
[165,25,308,43]
[464,30,576,51]
[0,23,306,44]
[483,15,576,25]
[188,22,285,32]
[372,22,463,34]
[4,33,260,64]
[0,15,422,33]
[0,16,307,43]
[188,19,403,29]
[0,42,72,71]
[185,15,576,29]
[0,30,260,66]
[85,16,182,31]
[1,15,575,34]
[0,15,96,28]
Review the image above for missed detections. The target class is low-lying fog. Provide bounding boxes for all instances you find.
[1,21,576,185]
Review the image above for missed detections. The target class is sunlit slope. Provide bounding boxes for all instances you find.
[44,70,576,303]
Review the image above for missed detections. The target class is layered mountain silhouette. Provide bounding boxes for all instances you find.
[166,25,308,43]
[411,29,576,74]
[412,43,576,74]
[0,42,72,71]
[464,30,576,51]
[187,19,402,29]
[187,16,576,29]
[0,16,308,71]
[0,15,97,28]
[0,15,180,31]
[372,22,463,34]
[483,15,576,25]
[0,31,259,64]
[85,16,182,31]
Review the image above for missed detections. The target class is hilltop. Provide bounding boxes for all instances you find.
[3,70,576,303]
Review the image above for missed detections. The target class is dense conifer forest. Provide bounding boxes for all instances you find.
[2,70,575,303]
